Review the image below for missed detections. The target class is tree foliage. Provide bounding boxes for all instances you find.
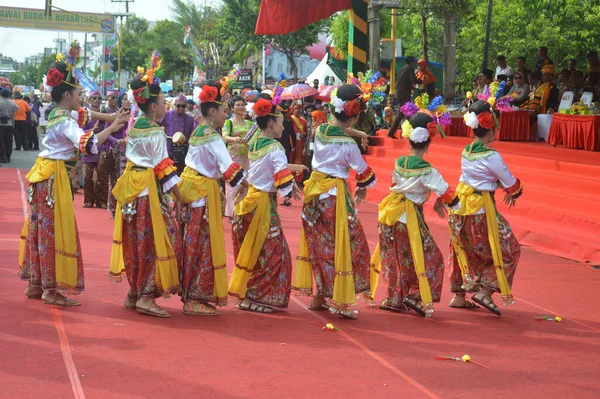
[10,54,56,87]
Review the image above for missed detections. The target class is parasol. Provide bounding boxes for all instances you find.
[281,83,318,100]
[315,84,337,101]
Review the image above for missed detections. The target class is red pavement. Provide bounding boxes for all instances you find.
[1,167,599,399]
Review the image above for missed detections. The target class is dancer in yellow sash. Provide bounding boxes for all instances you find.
[228,96,307,313]
[292,85,376,319]
[178,80,246,316]
[449,100,523,316]
[109,52,184,318]
[369,112,459,317]
[19,50,125,306]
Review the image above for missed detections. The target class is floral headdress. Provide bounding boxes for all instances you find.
[46,40,82,90]
[463,110,495,130]
[401,126,430,143]
[464,81,514,128]
[271,72,287,107]
[400,94,450,138]
[252,98,282,118]
[346,70,388,104]
[329,86,365,117]
[219,64,241,97]
[133,50,163,105]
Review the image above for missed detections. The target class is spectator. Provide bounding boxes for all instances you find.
[415,58,437,97]
[535,46,553,71]
[528,70,542,93]
[24,96,40,151]
[516,56,531,84]
[388,56,418,138]
[557,69,573,99]
[495,75,510,96]
[312,79,319,90]
[0,88,18,163]
[276,102,296,206]
[495,55,514,80]
[507,72,530,106]
[568,58,578,75]
[571,71,586,102]
[586,51,600,75]
[520,65,559,115]
[12,91,31,151]
[583,72,600,102]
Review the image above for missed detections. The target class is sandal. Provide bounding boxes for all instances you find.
[308,297,329,311]
[96,202,107,209]
[379,299,408,312]
[449,300,480,309]
[239,299,273,314]
[403,298,426,317]
[338,309,358,319]
[42,293,81,307]
[24,286,43,300]
[136,301,172,318]
[471,293,502,316]
[183,301,220,316]
[124,297,137,309]
[281,199,291,206]
[83,202,93,208]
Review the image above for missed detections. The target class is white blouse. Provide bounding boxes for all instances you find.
[459,152,517,214]
[248,146,293,198]
[39,110,97,160]
[185,136,244,208]
[126,123,181,197]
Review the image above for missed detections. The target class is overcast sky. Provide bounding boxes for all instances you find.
[0,0,220,62]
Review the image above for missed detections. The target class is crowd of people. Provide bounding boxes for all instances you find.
[17,42,524,323]
[0,89,42,163]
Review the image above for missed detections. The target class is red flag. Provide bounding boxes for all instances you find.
[255,0,352,35]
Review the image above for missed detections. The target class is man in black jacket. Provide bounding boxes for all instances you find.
[388,56,417,138]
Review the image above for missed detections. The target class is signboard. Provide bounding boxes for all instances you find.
[101,34,117,92]
[232,69,253,89]
[0,6,114,33]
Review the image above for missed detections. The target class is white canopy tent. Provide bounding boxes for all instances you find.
[306,55,343,86]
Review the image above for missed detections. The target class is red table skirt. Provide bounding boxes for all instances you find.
[548,114,600,151]
[498,111,531,141]
[444,117,472,137]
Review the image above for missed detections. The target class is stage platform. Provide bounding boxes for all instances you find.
[362,132,600,264]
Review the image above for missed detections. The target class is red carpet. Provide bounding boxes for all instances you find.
[364,133,600,264]
[1,168,599,399]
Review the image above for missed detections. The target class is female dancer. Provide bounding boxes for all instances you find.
[292,84,376,319]
[222,95,252,221]
[448,100,522,315]
[178,80,246,316]
[20,58,124,306]
[107,91,132,217]
[109,53,183,318]
[228,96,307,313]
[369,112,458,317]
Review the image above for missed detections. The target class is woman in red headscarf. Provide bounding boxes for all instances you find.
[415,59,437,98]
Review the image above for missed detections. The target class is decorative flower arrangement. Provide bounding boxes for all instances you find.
[569,102,589,115]
[535,315,562,322]
[199,85,218,103]
[46,68,65,87]
[252,98,273,117]
[435,354,490,369]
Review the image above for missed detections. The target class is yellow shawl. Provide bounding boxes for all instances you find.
[19,158,80,291]
[109,162,179,293]
[292,171,356,310]
[450,182,514,305]
[228,185,271,299]
[177,166,228,302]
[369,192,433,315]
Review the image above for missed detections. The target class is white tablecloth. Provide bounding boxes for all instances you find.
[537,114,553,142]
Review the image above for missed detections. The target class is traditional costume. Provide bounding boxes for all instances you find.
[520,65,559,114]
[292,85,376,318]
[228,97,294,311]
[109,53,182,314]
[449,102,522,315]
[81,92,109,208]
[178,82,245,313]
[222,116,253,218]
[368,115,457,317]
[19,44,96,303]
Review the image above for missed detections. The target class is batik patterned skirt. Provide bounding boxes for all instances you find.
[180,205,228,306]
[302,195,370,298]
[232,195,292,308]
[108,144,128,214]
[379,208,444,309]
[121,196,182,299]
[449,212,520,293]
[20,180,85,294]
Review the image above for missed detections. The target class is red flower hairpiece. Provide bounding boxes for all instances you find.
[199,86,218,103]
[133,86,148,105]
[343,98,361,116]
[477,112,495,130]
[253,98,273,117]
[426,122,439,137]
[46,68,65,87]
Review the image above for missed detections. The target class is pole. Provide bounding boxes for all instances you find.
[118,17,122,90]
[482,0,493,70]
[347,0,368,73]
[389,11,397,95]
[368,4,381,72]
[83,32,88,73]
[262,45,266,88]
[443,14,457,105]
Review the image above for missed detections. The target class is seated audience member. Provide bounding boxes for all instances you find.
[507,72,530,106]
[520,65,559,115]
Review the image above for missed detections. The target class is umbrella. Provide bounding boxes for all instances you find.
[315,85,337,102]
[281,83,318,100]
